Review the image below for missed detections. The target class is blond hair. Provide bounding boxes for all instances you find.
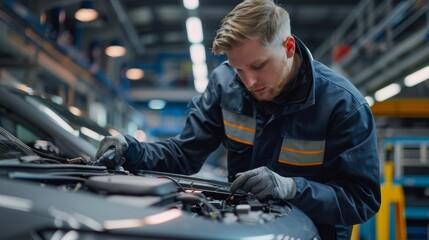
[212,0,291,55]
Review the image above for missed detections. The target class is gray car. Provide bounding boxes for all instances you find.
[0,126,320,240]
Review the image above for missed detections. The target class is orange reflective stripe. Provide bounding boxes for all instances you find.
[226,134,254,145]
[280,147,325,155]
[222,108,256,145]
[278,159,323,166]
[224,120,256,133]
[279,138,325,166]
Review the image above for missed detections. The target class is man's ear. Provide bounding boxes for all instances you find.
[283,36,295,58]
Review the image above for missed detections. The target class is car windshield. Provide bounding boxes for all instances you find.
[13,90,111,147]
[24,96,78,136]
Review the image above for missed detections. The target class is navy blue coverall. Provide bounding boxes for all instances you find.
[123,38,381,239]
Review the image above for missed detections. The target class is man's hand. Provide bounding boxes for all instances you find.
[93,135,129,169]
[230,166,296,200]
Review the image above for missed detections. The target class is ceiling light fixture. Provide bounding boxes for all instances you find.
[186,17,203,43]
[404,65,429,87]
[105,41,126,58]
[126,68,145,80]
[185,12,206,93]
[374,83,401,102]
[183,0,199,10]
[74,1,98,22]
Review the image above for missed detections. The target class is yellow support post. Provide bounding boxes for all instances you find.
[351,225,359,240]
[376,161,407,240]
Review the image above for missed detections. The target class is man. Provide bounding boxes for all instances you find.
[95,0,381,238]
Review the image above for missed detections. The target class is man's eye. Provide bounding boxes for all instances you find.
[251,64,264,70]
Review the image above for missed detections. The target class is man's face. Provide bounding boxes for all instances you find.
[227,39,293,101]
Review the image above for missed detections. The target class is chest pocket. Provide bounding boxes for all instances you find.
[222,108,256,146]
[279,138,325,166]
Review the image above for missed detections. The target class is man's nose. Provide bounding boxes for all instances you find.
[242,72,258,86]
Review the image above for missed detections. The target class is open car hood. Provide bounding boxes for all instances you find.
[0,126,320,240]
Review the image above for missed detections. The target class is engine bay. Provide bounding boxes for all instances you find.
[0,126,320,240]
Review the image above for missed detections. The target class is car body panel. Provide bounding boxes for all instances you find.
[0,87,96,161]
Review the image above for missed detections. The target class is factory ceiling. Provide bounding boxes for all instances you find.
[55,0,361,61]
[1,0,428,107]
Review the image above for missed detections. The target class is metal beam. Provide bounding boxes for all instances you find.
[128,88,199,102]
[108,0,144,56]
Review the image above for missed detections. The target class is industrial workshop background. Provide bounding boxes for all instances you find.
[0,0,429,239]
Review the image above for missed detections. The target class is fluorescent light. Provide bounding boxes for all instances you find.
[189,43,206,64]
[374,83,401,102]
[194,77,208,93]
[365,96,374,106]
[183,0,199,9]
[186,17,203,43]
[192,63,208,80]
[404,65,429,87]
[148,100,166,110]
[192,63,208,93]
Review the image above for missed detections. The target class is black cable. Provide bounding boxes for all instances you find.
[176,193,223,222]
[30,148,86,164]
[23,158,62,164]
[153,174,224,222]
[156,176,187,192]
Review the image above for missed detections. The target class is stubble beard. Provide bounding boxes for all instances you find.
[268,54,300,101]
[251,69,289,102]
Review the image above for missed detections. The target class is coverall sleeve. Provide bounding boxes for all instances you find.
[290,104,381,226]
[122,75,224,174]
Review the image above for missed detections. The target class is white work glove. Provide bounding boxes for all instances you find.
[230,166,296,200]
[93,135,129,169]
